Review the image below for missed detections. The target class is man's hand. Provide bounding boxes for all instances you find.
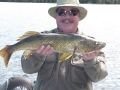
[36,45,54,56]
[82,50,100,61]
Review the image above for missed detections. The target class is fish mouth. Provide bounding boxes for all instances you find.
[99,42,106,49]
[103,42,106,47]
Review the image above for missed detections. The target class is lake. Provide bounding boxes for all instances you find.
[0,2,120,90]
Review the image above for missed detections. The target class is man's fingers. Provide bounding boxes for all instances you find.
[36,45,45,53]
[82,50,100,61]
[36,45,54,56]
[44,46,54,56]
[42,45,53,56]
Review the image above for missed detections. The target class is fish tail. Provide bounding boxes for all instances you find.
[0,45,12,67]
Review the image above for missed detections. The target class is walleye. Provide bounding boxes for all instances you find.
[0,31,106,67]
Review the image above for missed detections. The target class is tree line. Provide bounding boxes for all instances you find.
[0,0,120,4]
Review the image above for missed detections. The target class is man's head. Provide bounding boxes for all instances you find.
[48,0,87,33]
[55,6,80,33]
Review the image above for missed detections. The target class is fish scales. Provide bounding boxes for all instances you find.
[0,31,106,67]
[9,34,78,53]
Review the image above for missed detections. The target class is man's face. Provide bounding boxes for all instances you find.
[56,6,80,33]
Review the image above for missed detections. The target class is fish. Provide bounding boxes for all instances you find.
[0,31,106,67]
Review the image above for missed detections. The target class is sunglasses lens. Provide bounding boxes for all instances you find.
[57,9,79,16]
[57,9,66,16]
[70,9,78,16]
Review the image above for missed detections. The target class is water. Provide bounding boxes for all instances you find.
[0,2,120,89]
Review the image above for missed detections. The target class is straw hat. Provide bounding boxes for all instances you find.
[48,0,87,21]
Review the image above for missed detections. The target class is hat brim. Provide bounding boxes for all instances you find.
[48,4,87,21]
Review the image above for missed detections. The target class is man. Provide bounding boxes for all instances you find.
[21,0,108,90]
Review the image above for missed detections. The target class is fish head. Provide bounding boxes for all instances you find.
[78,38,106,54]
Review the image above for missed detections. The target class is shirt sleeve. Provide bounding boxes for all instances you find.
[21,52,46,74]
[83,52,108,82]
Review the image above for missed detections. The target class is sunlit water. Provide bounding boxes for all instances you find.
[0,2,120,90]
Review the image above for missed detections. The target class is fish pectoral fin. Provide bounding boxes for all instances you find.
[23,50,35,59]
[17,31,40,41]
[59,53,72,62]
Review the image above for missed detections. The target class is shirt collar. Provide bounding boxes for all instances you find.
[54,28,84,35]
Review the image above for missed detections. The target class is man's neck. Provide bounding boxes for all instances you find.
[57,28,78,34]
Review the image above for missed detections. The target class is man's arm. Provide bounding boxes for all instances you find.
[21,45,54,74]
[83,51,108,82]
[21,52,46,74]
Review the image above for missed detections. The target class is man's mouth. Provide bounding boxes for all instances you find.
[61,19,73,23]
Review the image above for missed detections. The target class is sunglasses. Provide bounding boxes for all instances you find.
[56,9,79,16]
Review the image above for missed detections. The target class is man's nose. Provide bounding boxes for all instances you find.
[64,12,71,18]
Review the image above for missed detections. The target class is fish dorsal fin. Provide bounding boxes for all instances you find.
[17,31,40,41]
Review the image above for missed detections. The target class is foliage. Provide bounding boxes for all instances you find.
[0,0,120,4]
